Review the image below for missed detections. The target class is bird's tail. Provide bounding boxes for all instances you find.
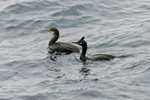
[115,55,129,58]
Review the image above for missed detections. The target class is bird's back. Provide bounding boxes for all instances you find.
[49,42,79,53]
[89,54,115,61]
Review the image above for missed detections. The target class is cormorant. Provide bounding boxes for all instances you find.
[73,37,125,61]
[44,28,80,54]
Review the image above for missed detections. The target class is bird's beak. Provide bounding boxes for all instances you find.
[44,30,50,32]
[72,42,78,44]
[73,42,83,45]
[43,30,54,34]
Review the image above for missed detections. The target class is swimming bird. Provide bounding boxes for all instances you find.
[73,37,125,61]
[44,28,80,54]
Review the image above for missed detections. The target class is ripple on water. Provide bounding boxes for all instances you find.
[1,0,150,100]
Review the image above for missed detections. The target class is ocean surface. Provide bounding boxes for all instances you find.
[0,0,150,100]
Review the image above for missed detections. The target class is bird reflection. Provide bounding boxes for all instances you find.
[79,67,90,80]
[47,49,58,61]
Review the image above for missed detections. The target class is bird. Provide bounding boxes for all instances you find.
[44,28,80,54]
[73,37,126,61]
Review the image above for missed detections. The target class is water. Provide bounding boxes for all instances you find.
[0,0,150,100]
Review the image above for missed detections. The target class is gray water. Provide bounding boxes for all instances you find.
[0,0,150,100]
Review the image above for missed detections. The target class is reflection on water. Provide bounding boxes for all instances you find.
[79,67,91,80]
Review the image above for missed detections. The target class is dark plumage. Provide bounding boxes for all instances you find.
[73,37,125,61]
[44,28,79,53]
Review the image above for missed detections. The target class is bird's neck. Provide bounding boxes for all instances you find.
[49,33,59,45]
[80,44,87,61]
